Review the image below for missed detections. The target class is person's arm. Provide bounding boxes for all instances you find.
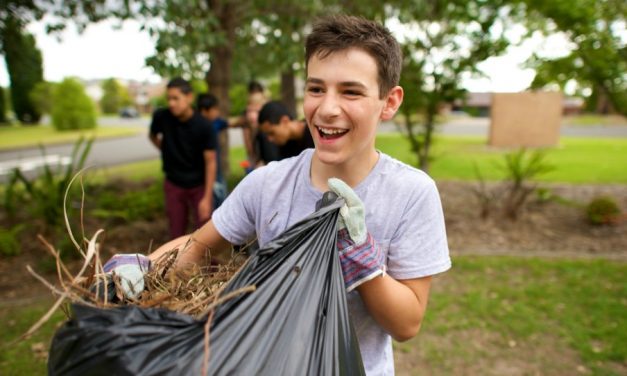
[148,220,233,268]
[149,133,162,150]
[148,110,163,150]
[198,150,217,221]
[328,178,445,342]
[243,126,255,162]
[357,275,431,341]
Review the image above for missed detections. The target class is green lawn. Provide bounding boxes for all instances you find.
[94,135,627,186]
[0,124,142,149]
[376,134,627,183]
[2,256,624,375]
[400,256,627,375]
[562,114,627,126]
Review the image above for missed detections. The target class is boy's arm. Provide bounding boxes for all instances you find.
[356,275,432,342]
[198,150,217,220]
[328,178,442,342]
[148,220,233,267]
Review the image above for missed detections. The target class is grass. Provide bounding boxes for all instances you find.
[87,135,626,186]
[2,256,624,374]
[376,134,627,183]
[0,299,66,375]
[562,114,627,126]
[0,124,141,150]
[399,256,627,375]
[88,146,249,190]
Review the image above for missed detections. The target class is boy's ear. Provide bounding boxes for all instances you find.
[381,86,404,121]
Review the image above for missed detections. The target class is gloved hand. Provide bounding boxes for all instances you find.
[328,178,385,292]
[100,253,151,300]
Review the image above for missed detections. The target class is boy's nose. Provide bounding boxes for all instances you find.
[318,93,341,119]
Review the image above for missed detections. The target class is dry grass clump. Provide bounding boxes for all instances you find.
[138,246,250,316]
[19,171,255,342]
[23,231,252,340]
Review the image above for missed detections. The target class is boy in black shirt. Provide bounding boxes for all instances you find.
[258,101,314,159]
[197,93,228,209]
[149,78,218,239]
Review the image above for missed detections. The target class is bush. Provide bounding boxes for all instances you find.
[4,137,94,228]
[51,78,97,131]
[100,78,133,114]
[586,196,621,225]
[29,81,56,115]
[0,224,24,257]
[473,148,554,220]
[92,180,164,222]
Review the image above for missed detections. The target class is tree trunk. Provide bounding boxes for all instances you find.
[420,106,436,172]
[280,68,297,117]
[205,1,237,180]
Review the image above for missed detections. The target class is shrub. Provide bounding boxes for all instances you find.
[92,180,164,222]
[0,224,24,257]
[586,196,621,225]
[4,137,93,228]
[51,78,97,131]
[100,78,133,114]
[500,148,554,219]
[473,148,554,220]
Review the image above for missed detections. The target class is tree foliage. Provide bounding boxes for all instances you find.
[51,78,97,131]
[394,0,511,171]
[100,78,133,114]
[1,16,44,124]
[519,0,627,115]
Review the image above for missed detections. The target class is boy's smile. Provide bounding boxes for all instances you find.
[304,48,403,184]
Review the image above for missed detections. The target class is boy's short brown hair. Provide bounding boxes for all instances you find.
[305,15,402,99]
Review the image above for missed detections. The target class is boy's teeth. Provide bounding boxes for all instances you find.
[318,127,346,135]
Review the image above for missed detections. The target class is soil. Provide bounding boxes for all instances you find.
[1,180,625,375]
[2,180,626,303]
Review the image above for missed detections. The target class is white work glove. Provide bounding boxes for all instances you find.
[102,253,151,299]
[328,178,386,292]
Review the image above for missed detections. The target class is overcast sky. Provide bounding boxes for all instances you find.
[0,18,571,92]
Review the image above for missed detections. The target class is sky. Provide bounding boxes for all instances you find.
[0,18,572,93]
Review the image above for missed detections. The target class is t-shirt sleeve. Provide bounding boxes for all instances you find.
[215,118,228,132]
[386,179,451,280]
[211,167,264,245]
[203,118,218,151]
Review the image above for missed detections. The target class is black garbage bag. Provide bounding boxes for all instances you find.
[48,194,365,376]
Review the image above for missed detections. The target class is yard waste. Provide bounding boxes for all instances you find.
[43,192,365,375]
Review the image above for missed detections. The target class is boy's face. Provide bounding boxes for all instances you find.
[167,88,194,119]
[260,117,291,146]
[201,107,220,121]
[304,48,402,167]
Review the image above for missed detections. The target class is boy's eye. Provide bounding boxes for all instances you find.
[344,90,362,97]
[307,86,324,94]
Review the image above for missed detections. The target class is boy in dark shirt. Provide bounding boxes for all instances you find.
[258,100,315,159]
[149,78,218,239]
[197,93,228,209]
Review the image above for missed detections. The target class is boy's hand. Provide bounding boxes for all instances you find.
[328,178,386,292]
[101,254,151,299]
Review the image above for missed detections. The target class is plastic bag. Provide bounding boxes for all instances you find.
[48,194,365,375]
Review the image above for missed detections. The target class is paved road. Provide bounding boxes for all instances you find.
[2,117,626,182]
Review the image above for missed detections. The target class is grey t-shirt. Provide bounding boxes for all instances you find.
[213,149,451,375]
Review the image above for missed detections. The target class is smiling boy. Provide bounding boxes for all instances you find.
[115,15,450,375]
